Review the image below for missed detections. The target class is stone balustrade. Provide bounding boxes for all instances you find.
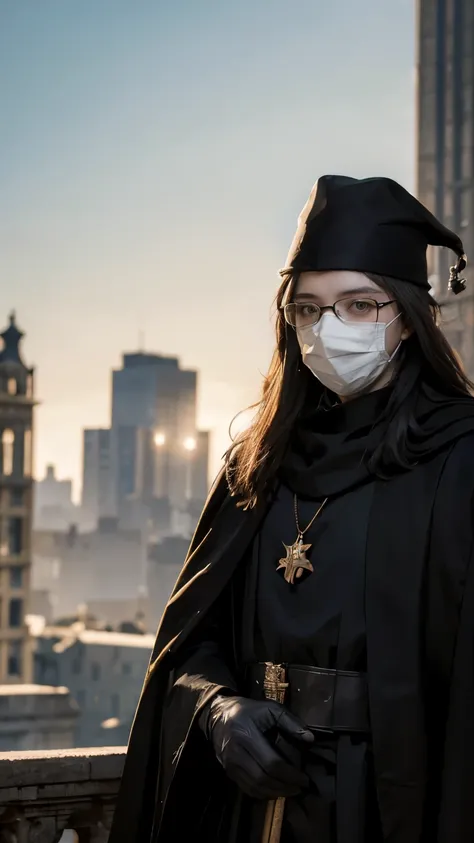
[0,747,125,842]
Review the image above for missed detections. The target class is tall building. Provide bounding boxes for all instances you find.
[110,352,208,517]
[81,429,113,528]
[0,313,34,682]
[416,0,474,369]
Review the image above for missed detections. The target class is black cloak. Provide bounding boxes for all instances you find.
[109,409,474,843]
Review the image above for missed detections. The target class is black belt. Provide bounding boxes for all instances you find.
[246,663,370,734]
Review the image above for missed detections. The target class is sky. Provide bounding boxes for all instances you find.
[0,0,416,499]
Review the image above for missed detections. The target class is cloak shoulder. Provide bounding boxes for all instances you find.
[108,468,265,843]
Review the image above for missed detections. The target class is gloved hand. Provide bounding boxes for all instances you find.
[200,695,314,800]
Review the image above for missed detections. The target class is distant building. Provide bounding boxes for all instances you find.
[416,0,474,370]
[81,429,113,528]
[32,519,146,620]
[110,352,209,519]
[78,351,210,542]
[33,464,78,531]
[34,625,154,747]
[0,313,35,683]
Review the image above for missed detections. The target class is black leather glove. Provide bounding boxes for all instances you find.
[200,694,314,800]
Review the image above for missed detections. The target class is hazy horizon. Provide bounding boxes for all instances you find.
[1,0,416,499]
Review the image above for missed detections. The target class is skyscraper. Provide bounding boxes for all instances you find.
[0,313,34,682]
[81,429,113,528]
[109,352,208,522]
[416,0,474,369]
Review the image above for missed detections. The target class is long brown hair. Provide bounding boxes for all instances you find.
[225,272,473,508]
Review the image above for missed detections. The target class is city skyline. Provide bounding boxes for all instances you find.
[1,0,416,497]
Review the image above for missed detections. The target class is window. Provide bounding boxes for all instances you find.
[7,641,22,677]
[23,430,32,477]
[9,598,23,628]
[9,566,23,589]
[2,430,14,476]
[10,489,23,508]
[121,662,132,676]
[91,662,101,681]
[111,693,120,717]
[0,518,21,558]
[7,518,22,556]
[7,379,16,396]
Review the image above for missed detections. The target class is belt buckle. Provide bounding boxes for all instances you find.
[263,662,289,704]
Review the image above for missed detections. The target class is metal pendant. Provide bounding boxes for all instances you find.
[277,536,313,585]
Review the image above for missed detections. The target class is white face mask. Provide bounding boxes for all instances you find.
[296,312,402,397]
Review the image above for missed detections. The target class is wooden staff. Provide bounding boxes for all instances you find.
[261,663,289,843]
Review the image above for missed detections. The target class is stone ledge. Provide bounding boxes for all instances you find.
[0,748,126,843]
[0,747,126,791]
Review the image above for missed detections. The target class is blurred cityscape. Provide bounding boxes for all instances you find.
[0,313,211,750]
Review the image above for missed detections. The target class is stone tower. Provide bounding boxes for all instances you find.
[0,313,34,682]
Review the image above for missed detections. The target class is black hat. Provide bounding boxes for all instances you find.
[281,175,467,295]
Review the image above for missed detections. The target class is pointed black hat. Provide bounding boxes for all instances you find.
[281,175,467,294]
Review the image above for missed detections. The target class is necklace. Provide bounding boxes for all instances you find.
[277,495,329,585]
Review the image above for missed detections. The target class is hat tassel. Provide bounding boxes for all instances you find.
[449,254,468,295]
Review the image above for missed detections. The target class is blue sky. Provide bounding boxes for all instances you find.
[0,0,416,495]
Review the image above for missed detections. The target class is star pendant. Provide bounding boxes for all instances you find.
[277,538,314,585]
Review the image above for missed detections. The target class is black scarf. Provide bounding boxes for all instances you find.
[279,383,474,500]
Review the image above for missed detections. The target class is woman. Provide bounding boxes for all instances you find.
[109,176,474,843]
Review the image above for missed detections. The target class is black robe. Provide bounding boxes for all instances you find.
[239,482,377,843]
[108,428,474,843]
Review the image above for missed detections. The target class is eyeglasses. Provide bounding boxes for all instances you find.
[283,297,397,329]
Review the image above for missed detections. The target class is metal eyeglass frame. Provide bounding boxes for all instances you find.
[283,298,397,328]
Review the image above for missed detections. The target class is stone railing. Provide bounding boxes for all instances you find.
[0,747,125,842]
